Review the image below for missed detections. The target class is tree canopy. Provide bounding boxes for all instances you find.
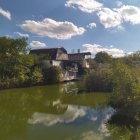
[94,51,112,64]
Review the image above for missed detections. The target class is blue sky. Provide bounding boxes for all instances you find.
[0,0,140,57]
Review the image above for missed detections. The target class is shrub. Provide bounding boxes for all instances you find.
[43,66,63,84]
[84,64,113,92]
[0,78,18,89]
[109,61,140,123]
[29,69,43,85]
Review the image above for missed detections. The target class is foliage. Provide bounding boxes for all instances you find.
[0,37,67,88]
[94,51,112,64]
[107,123,140,140]
[120,51,140,67]
[0,37,44,88]
[29,69,43,85]
[84,63,113,92]
[86,58,97,69]
[0,37,27,79]
[109,61,140,121]
[84,58,140,124]
[42,66,63,84]
[106,61,140,133]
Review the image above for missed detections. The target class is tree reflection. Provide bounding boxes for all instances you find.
[0,85,68,140]
[107,113,140,140]
[0,83,114,140]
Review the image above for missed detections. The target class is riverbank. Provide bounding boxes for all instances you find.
[0,77,82,91]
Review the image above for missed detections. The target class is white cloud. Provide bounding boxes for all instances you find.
[65,0,103,13]
[14,32,29,38]
[87,22,97,29]
[97,5,140,29]
[117,5,140,24]
[116,1,123,7]
[65,1,140,29]
[30,41,46,48]
[20,18,86,40]
[83,43,126,57]
[97,8,122,29]
[0,7,11,20]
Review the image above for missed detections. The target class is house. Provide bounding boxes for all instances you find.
[68,52,91,68]
[30,47,91,81]
[30,47,78,81]
[30,47,68,68]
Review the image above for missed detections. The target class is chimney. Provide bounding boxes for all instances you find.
[77,49,80,53]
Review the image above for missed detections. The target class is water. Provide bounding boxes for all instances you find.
[0,82,139,140]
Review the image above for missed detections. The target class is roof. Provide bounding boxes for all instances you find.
[29,47,67,60]
[68,52,91,61]
[68,52,91,55]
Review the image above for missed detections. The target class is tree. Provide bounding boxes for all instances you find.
[110,60,140,124]
[0,37,42,88]
[0,37,28,79]
[94,51,112,64]
[84,64,113,92]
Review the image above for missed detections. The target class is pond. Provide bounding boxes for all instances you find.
[0,82,139,140]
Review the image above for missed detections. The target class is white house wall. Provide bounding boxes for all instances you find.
[52,60,62,67]
[82,60,90,68]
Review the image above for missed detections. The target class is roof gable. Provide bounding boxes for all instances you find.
[30,47,67,60]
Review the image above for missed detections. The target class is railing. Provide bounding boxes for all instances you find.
[65,67,78,72]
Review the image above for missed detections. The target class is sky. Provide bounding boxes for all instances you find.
[0,0,140,57]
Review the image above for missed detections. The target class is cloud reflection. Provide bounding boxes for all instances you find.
[28,105,86,126]
[28,105,114,139]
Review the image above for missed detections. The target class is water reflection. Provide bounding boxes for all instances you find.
[0,83,110,140]
[28,105,114,139]
[0,83,138,140]
[28,105,86,126]
[107,113,140,140]
[62,82,79,94]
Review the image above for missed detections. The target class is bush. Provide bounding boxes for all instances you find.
[0,78,19,89]
[43,66,63,84]
[29,69,43,85]
[84,64,113,92]
[109,61,140,123]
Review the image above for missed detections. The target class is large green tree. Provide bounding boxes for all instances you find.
[0,37,39,88]
[0,37,28,79]
[94,51,112,64]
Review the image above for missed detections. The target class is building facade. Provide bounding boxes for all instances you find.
[30,47,91,81]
